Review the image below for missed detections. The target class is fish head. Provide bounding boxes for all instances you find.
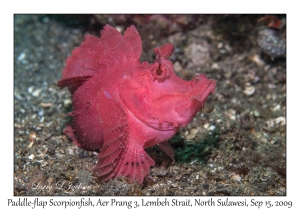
[119,44,216,129]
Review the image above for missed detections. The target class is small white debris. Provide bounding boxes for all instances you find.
[253,110,260,117]
[203,123,209,130]
[38,109,44,116]
[243,86,255,96]
[231,173,242,183]
[216,119,223,123]
[17,52,26,61]
[266,116,286,128]
[27,141,34,148]
[64,99,72,107]
[67,148,74,155]
[208,125,216,132]
[211,63,220,70]
[224,109,236,121]
[32,88,42,97]
[185,128,198,139]
[115,26,123,33]
[14,92,23,100]
[28,154,35,160]
[40,102,53,108]
[28,86,34,93]
[275,116,286,126]
[250,54,265,67]
[272,104,281,112]
[190,159,198,164]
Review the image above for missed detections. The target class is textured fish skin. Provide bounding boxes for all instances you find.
[58,24,216,184]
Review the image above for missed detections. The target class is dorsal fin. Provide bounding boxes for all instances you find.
[58,25,142,92]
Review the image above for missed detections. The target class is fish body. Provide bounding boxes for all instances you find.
[58,25,216,184]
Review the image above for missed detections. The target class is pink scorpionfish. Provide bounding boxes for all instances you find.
[57,24,216,184]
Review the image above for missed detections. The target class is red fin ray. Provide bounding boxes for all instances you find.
[113,141,155,184]
[158,141,175,163]
[97,140,123,167]
[57,75,91,93]
[123,25,142,60]
[62,125,82,147]
[92,92,129,181]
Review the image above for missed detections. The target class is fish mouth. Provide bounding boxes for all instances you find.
[174,78,216,123]
[198,79,216,103]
